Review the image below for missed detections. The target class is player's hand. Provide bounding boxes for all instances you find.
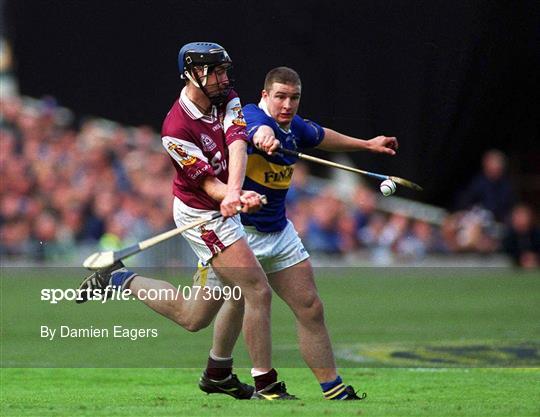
[253,129,280,155]
[367,136,399,156]
[239,191,264,214]
[220,190,242,218]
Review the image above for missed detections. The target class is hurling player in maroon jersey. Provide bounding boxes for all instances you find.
[77,43,296,400]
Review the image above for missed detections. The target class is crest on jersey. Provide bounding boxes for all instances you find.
[231,104,247,127]
[167,142,197,166]
[200,134,217,152]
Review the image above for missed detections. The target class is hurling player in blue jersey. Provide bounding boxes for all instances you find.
[200,66,398,400]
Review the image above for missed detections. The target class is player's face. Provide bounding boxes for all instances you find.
[195,64,231,94]
[263,82,301,127]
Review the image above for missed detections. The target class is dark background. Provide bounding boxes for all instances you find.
[4,0,539,207]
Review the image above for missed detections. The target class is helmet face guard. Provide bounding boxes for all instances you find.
[178,42,233,105]
[189,62,233,106]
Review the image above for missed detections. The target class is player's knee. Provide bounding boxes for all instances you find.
[312,297,325,322]
[299,295,325,324]
[253,283,272,305]
[184,323,203,332]
[173,312,211,332]
[183,317,211,332]
[243,279,272,304]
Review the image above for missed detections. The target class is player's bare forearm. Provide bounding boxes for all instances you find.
[217,140,249,217]
[317,128,398,156]
[201,176,228,202]
[317,128,369,151]
[226,140,248,193]
[201,176,263,216]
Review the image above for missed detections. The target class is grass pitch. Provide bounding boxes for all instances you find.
[1,267,540,416]
[3,367,539,417]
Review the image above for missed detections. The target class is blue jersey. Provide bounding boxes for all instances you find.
[241,102,325,232]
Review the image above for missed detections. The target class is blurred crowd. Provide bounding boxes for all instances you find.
[287,151,539,268]
[1,95,539,268]
[0,95,174,263]
[287,174,448,265]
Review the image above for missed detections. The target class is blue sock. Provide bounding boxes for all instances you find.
[109,269,137,291]
[320,375,348,400]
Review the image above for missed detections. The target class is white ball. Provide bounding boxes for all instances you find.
[380,179,396,196]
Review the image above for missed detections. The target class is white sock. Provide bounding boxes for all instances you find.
[209,349,232,362]
[251,368,271,377]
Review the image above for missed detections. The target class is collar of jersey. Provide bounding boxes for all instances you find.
[258,99,291,134]
[180,87,217,122]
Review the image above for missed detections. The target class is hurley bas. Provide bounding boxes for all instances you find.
[40,325,158,341]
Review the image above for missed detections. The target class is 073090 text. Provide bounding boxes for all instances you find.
[136,285,242,302]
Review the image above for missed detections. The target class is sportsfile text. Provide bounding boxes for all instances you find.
[41,287,131,304]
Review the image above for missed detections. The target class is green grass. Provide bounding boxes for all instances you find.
[2,368,539,417]
[1,267,540,416]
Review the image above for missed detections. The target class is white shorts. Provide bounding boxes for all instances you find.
[194,220,310,288]
[173,197,245,263]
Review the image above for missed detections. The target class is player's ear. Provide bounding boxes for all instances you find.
[261,89,269,99]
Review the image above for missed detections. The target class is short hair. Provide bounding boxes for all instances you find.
[264,67,302,91]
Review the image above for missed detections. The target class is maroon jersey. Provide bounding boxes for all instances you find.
[161,87,248,210]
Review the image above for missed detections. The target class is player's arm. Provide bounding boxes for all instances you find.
[221,140,247,216]
[244,103,280,155]
[162,135,260,215]
[200,175,262,215]
[317,128,398,155]
[200,176,228,201]
[252,125,280,155]
[221,94,264,215]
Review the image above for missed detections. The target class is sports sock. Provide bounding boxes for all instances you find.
[109,269,137,291]
[321,375,348,400]
[205,351,233,381]
[253,368,278,391]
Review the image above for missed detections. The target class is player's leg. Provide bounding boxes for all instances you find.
[268,259,364,400]
[192,260,244,362]
[77,259,256,399]
[78,262,225,331]
[210,238,272,369]
[150,261,252,400]
[79,199,232,331]
[210,238,297,399]
[268,259,336,380]
[194,260,245,374]
[128,274,223,331]
[176,196,294,398]
[122,197,242,333]
[210,296,244,358]
[255,220,365,400]
[77,200,248,338]
[245,221,334,379]
[198,295,255,399]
